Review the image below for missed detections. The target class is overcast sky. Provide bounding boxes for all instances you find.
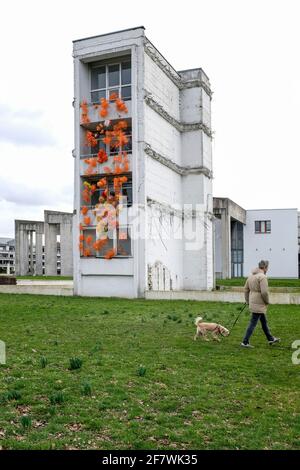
[0,0,299,237]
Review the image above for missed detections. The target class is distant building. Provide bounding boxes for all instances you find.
[0,238,15,275]
[15,211,73,276]
[244,209,298,278]
[214,198,299,279]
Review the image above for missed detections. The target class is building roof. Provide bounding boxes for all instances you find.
[73,26,145,43]
[0,237,15,245]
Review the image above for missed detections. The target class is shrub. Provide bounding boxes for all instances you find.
[69,357,83,370]
[20,416,31,430]
[81,381,92,397]
[6,390,21,401]
[49,391,65,405]
[137,365,147,377]
[39,356,48,368]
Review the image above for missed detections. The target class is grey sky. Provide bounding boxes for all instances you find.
[0,0,299,237]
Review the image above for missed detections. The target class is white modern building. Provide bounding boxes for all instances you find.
[214,198,299,279]
[244,209,299,278]
[73,27,214,298]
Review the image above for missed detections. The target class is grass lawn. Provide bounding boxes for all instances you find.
[0,294,299,450]
[217,277,300,288]
[16,276,73,281]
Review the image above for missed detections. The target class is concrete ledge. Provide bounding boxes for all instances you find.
[145,290,300,305]
[0,284,73,296]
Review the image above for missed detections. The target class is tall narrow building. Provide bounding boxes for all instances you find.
[73,27,213,297]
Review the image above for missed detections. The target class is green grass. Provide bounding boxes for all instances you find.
[0,294,299,450]
[217,277,300,288]
[16,276,73,281]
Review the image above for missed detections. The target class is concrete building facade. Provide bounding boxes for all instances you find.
[213,198,246,279]
[73,27,214,298]
[15,211,73,276]
[214,199,299,279]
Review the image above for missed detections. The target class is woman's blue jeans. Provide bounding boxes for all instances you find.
[243,313,274,344]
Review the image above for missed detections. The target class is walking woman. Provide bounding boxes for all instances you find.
[241,260,280,348]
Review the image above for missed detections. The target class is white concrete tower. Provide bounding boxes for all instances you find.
[73,27,214,297]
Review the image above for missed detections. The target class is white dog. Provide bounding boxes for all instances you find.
[194,316,230,341]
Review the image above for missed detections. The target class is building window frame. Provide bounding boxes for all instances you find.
[255,220,271,234]
[90,60,131,104]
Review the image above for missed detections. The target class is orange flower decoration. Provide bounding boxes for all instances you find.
[97,178,107,188]
[82,189,91,203]
[85,131,98,147]
[80,101,90,124]
[84,216,91,225]
[116,99,128,113]
[86,235,93,245]
[100,108,108,118]
[109,92,119,101]
[97,149,108,164]
[81,206,89,215]
[104,248,117,260]
[93,238,108,251]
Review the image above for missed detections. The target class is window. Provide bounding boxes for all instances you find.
[83,177,132,208]
[255,220,271,234]
[90,60,131,103]
[88,125,132,157]
[81,227,131,258]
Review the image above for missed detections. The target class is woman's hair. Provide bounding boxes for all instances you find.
[258,260,269,270]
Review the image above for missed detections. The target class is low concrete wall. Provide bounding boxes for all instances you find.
[0,283,73,296]
[145,290,300,305]
[0,282,299,304]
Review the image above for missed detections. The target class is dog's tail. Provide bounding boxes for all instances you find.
[194,316,203,325]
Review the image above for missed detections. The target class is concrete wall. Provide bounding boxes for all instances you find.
[244,209,299,278]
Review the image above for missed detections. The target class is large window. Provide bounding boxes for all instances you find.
[89,125,132,157]
[86,177,132,208]
[82,227,132,258]
[255,220,271,234]
[91,60,131,103]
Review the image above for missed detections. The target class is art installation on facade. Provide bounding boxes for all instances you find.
[79,96,130,260]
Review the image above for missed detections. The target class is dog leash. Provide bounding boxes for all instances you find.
[229,303,247,333]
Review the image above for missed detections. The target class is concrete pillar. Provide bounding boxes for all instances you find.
[20,230,29,275]
[221,211,231,279]
[60,221,73,276]
[29,231,34,274]
[44,223,58,276]
[35,232,43,275]
[14,221,21,276]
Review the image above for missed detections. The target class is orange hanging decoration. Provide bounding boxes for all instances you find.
[97,177,107,188]
[84,216,91,225]
[86,235,93,245]
[104,248,117,260]
[85,131,98,147]
[115,98,128,113]
[97,149,108,164]
[80,100,90,124]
